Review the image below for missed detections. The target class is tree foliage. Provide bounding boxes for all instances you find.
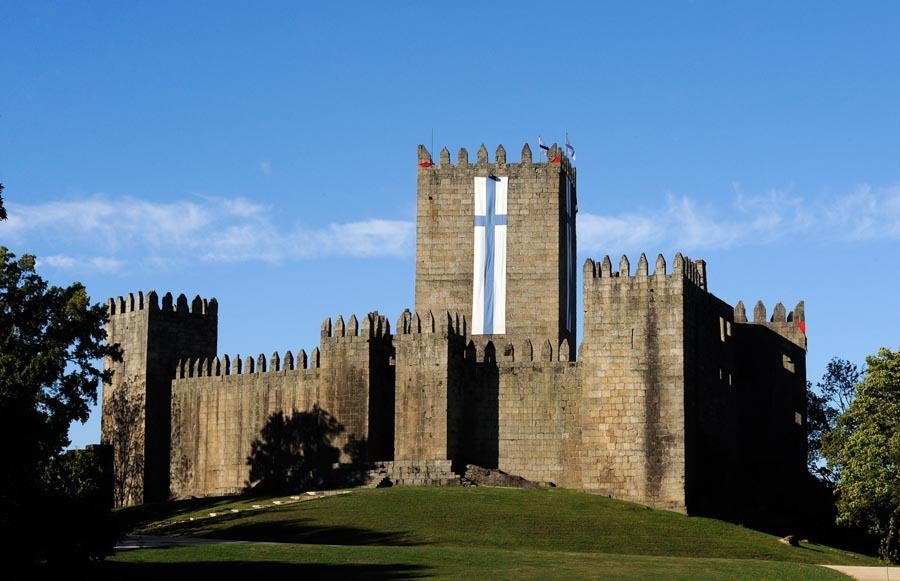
[0,182,6,221]
[0,245,121,566]
[822,348,900,563]
[806,358,861,483]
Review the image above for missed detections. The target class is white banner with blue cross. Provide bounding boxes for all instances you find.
[472,176,508,335]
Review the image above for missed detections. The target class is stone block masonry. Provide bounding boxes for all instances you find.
[415,143,577,353]
[103,142,808,523]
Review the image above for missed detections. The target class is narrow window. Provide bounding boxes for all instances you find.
[783,353,795,373]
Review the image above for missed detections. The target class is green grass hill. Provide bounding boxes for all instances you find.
[102,486,878,579]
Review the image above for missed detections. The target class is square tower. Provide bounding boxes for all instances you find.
[414,143,577,352]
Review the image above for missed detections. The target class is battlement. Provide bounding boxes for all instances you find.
[467,336,573,364]
[584,252,707,291]
[394,309,470,337]
[417,143,575,177]
[175,346,321,380]
[106,291,218,317]
[320,311,390,340]
[733,299,807,350]
[733,299,805,325]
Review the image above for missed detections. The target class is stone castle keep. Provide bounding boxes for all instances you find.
[102,142,809,517]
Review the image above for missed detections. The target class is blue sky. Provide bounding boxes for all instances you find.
[1,2,898,449]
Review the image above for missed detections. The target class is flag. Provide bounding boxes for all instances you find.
[538,137,549,152]
[550,154,561,163]
[472,176,508,335]
[418,160,434,167]
[565,135,575,161]
[797,321,807,335]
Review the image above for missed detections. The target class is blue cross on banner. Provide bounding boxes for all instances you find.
[472,176,508,335]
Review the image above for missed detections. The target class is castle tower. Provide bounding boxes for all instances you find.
[414,143,577,352]
[101,291,217,506]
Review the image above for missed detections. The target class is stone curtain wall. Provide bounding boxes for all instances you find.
[169,312,385,498]
[414,144,576,351]
[496,361,581,487]
[392,310,465,462]
[170,365,321,497]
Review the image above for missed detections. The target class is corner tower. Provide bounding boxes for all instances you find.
[414,142,577,351]
[101,291,217,506]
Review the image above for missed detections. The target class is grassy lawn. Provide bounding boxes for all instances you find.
[100,486,877,579]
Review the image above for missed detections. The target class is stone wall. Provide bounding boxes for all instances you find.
[457,335,580,486]
[680,277,739,515]
[579,253,699,511]
[168,312,388,498]
[392,310,465,462]
[496,360,580,487]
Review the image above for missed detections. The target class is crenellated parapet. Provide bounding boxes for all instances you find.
[461,335,574,364]
[175,345,324,380]
[734,299,807,349]
[321,311,390,340]
[583,252,707,291]
[394,309,467,338]
[417,143,575,181]
[106,290,218,317]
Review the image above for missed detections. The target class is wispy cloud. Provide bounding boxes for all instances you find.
[578,184,900,254]
[5,183,898,274]
[259,160,271,176]
[3,194,415,273]
[36,254,123,274]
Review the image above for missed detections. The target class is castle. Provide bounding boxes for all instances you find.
[102,142,809,519]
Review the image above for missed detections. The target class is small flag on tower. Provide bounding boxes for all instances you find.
[418,160,434,167]
[565,135,575,161]
[538,136,549,153]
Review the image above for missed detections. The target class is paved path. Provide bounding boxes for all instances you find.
[116,534,248,549]
[824,566,900,580]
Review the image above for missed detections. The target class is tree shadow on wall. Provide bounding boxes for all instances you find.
[105,383,145,507]
[246,406,368,494]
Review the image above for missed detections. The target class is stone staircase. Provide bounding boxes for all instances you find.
[363,459,462,487]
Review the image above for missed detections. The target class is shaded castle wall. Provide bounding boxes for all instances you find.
[727,300,808,522]
[169,312,392,498]
[579,254,701,511]
[102,291,216,506]
[459,336,581,486]
[681,277,739,516]
[414,144,577,350]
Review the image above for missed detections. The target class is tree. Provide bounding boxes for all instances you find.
[807,358,861,483]
[822,348,900,563]
[0,245,120,567]
[0,183,6,221]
